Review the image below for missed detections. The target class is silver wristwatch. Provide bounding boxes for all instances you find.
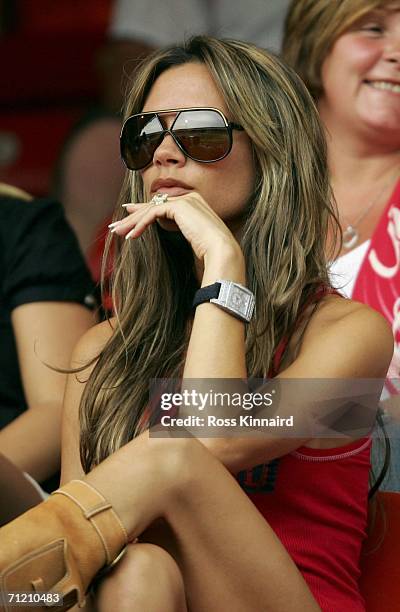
[192,280,255,322]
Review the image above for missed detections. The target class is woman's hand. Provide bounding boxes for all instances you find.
[109,192,241,262]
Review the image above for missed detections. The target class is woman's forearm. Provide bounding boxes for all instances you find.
[0,403,62,481]
[183,246,247,380]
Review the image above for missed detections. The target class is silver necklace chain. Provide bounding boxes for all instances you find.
[341,174,397,250]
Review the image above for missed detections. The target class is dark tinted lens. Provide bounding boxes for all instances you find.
[175,128,230,161]
[173,110,230,161]
[120,114,164,170]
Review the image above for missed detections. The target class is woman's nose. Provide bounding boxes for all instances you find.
[153,132,186,167]
[384,34,400,65]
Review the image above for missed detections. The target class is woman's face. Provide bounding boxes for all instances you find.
[140,62,255,230]
[318,3,400,142]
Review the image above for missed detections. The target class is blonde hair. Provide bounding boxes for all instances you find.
[282,0,390,98]
[79,36,339,471]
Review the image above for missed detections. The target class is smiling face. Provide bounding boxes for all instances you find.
[139,62,256,230]
[318,3,400,144]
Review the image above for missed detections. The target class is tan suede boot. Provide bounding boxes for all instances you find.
[0,480,128,612]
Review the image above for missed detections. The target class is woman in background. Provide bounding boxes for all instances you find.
[0,184,96,515]
[283,0,400,490]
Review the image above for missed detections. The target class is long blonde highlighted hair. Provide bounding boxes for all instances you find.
[79,36,339,472]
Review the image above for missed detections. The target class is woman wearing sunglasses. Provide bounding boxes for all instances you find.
[0,37,393,612]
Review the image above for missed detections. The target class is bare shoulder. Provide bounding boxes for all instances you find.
[71,316,116,366]
[310,294,392,339]
[293,295,393,378]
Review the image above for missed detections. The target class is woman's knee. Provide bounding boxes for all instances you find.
[95,542,186,611]
[151,435,217,496]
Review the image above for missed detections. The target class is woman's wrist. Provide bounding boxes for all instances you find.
[202,242,246,286]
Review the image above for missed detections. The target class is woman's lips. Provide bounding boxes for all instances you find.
[152,187,192,197]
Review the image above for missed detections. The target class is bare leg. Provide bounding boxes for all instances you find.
[83,432,321,612]
[95,543,187,612]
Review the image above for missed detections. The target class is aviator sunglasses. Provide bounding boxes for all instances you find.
[120,107,244,171]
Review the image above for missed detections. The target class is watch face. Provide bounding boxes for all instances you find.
[211,280,255,322]
[230,286,250,311]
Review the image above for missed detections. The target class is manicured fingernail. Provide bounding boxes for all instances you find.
[125,229,136,240]
[121,203,132,208]
[108,221,120,228]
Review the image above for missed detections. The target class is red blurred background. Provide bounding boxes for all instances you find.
[0,0,114,195]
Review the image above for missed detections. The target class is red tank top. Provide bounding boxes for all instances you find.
[237,287,370,611]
